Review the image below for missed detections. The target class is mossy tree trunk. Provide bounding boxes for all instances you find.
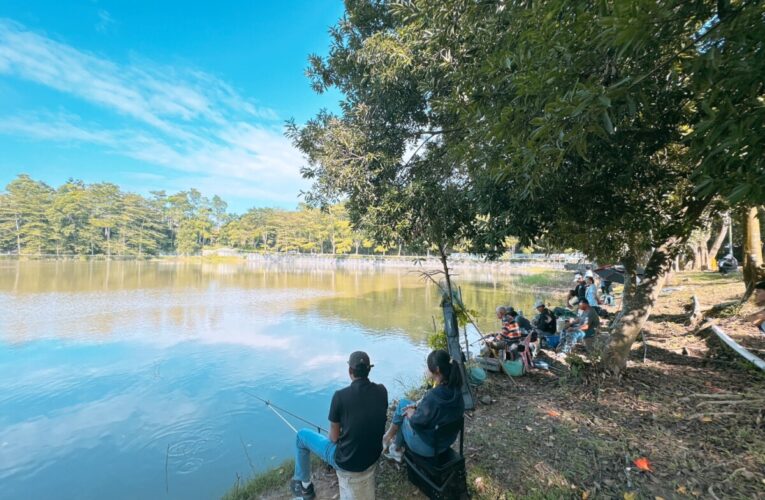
[601,238,677,375]
[706,219,729,270]
[742,207,764,299]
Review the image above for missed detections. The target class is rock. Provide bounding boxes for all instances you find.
[481,395,493,405]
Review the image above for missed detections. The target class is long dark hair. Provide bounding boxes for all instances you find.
[427,349,462,390]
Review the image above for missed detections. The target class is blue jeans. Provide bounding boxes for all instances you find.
[293,429,341,483]
[560,329,585,354]
[392,399,435,457]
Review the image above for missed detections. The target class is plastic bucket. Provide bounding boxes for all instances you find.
[503,359,525,377]
[542,335,560,349]
[468,366,487,386]
[336,464,375,500]
[556,318,568,333]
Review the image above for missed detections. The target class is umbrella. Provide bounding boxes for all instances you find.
[594,265,644,285]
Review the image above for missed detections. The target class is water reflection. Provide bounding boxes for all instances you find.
[0,260,547,500]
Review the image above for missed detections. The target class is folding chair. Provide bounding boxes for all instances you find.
[403,418,469,500]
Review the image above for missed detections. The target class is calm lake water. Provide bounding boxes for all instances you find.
[0,260,545,500]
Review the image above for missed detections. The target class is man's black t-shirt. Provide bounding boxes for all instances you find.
[328,378,388,472]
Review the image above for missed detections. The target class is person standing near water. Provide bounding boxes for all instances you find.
[290,351,388,500]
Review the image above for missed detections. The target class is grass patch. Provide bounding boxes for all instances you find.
[222,459,294,500]
[678,270,741,284]
[513,270,570,289]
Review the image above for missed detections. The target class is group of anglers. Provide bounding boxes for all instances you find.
[289,349,463,500]
[481,271,607,366]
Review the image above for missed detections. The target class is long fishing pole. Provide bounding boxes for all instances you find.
[243,390,327,434]
[265,404,298,433]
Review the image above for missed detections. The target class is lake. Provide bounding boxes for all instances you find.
[0,259,546,500]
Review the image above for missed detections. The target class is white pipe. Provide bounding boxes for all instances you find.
[710,324,765,372]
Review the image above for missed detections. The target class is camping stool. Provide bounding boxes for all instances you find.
[403,418,469,500]
[336,463,376,500]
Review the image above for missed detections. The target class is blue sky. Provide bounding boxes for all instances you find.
[0,1,344,213]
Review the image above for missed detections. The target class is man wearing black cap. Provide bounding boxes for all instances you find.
[290,351,388,499]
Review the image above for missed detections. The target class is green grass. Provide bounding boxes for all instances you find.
[679,270,741,283]
[222,459,294,500]
[513,270,570,289]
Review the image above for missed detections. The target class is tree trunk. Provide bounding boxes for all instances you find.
[437,243,453,303]
[601,238,678,375]
[742,206,764,293]
[105,227,111,259]
[691,246,701,270]
[14,214,21,255]
[706,220,729,269]
[139,222,144,258]
[699,244,709,270]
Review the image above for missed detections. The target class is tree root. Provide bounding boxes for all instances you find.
[686,411,738,420]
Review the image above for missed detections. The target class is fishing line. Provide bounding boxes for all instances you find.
[243,390,327,434]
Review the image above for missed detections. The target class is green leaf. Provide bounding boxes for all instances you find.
[597,95,611,107]
[601,111,614,134]
[726,183,751,204]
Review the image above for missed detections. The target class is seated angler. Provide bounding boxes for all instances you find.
[507,307,533,334]
[558,299,600,354]
[382,349,465,462]
[532,300,557,335]
[483,306,515,348]
[290,351,388,500]
[495,305,510,324]
[568,273,587,308]
[585,276,600,307]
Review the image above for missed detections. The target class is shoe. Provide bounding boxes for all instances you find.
[383,443,404,463]
[382,428,397,450]
[289,479,316,499]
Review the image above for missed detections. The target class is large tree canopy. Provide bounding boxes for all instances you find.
[289,0,764,373]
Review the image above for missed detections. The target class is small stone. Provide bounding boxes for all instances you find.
[481,395,492,405]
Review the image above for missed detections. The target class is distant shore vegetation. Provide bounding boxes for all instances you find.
[0,174,538,258]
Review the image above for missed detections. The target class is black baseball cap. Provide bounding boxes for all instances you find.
[348,351,373,368]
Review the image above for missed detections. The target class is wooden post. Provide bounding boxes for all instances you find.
[443,301,475,410]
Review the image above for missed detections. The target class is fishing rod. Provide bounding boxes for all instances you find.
[243,390,328,434]
[469,332,499,346]
[265,404,298,433]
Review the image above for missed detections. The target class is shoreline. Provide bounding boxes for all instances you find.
[224,271,765,499]
[0,251,584,269]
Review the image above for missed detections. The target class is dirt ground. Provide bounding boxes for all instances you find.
[258,271,765,500]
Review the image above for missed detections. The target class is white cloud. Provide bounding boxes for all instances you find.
[0,19,306,206]
[95,9,115,34]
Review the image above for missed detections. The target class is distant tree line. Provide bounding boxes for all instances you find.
[0,174,411,257]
